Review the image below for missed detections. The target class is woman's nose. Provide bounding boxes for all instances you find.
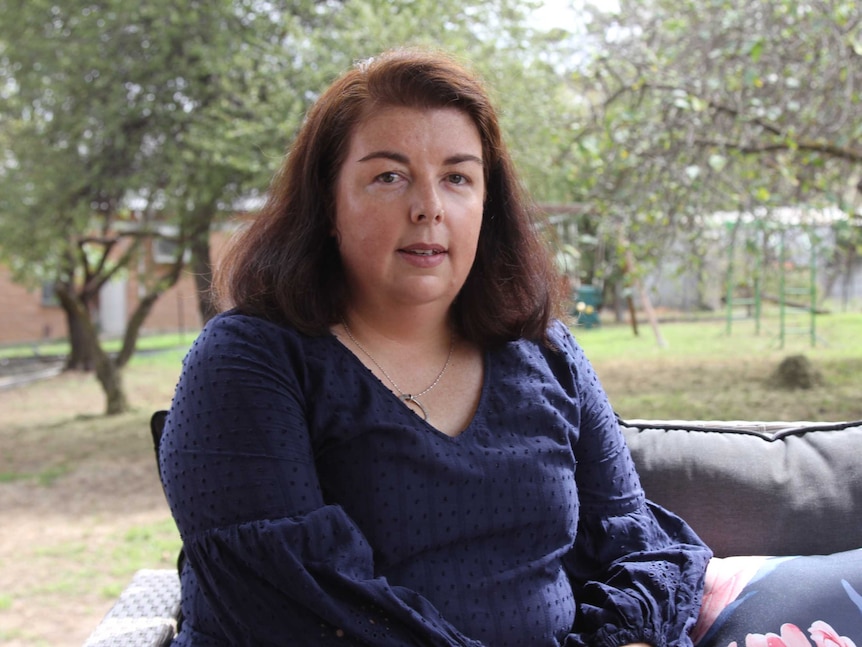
[409,181,444,223]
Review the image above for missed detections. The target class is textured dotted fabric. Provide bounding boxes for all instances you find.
[159,312,711,646]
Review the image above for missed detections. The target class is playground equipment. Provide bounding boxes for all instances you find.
[724,212,826,348]
[573,284,602,329]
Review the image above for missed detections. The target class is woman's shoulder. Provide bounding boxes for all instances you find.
[491,319,589,379]
[199,309,308,342]
[188,310,333,363]
[525,319,585,362]
[545,319,577,347]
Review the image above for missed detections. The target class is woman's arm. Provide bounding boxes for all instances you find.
[551,324,711,647]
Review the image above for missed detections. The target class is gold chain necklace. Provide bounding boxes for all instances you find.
[341,321,454,422]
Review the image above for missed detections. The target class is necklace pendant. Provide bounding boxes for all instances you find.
[400,394,429,421]
[340,320,451,426]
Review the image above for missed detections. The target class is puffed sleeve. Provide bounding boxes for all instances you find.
[552,324,712,647]
[159,313,484,646]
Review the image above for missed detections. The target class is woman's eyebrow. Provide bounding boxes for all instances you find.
[357,151,483,166]
[357,150,409,164]
[445,154,484,167]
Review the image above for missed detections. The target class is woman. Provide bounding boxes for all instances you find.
[159,48,711,646]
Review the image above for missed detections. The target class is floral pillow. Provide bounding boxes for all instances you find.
[693,549,862,647]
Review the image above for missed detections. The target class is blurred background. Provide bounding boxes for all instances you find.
[1,0,860,644]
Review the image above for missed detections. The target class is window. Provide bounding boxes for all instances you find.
[152,237,190,264]
[40,281,59,307]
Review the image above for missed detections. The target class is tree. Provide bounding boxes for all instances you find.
[559,0,862,313]
[0,0,307,412]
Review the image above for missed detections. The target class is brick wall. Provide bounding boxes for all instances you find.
[0,229,236,347]
[0,267,67,345]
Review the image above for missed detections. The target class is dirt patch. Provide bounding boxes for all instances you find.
[0,459,175,646]
[0,370,179,646]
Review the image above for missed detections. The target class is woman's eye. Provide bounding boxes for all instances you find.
[448,173,467,185]
[376,172,399,184]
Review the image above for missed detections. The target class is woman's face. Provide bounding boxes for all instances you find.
[333,105,485,315]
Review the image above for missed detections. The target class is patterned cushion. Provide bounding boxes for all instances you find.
[693,549,862,647]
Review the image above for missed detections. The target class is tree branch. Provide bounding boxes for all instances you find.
[694,138,862,164]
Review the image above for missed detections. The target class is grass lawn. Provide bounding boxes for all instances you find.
[576,309,862,422]
[0,310,860,645]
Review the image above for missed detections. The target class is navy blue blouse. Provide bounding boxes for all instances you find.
[159,311,710,646]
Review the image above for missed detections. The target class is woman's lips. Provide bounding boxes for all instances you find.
[398,244,447,267]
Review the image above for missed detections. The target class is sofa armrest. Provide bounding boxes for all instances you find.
[83,569,180,647]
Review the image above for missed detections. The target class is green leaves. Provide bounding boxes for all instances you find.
[747,38,765,63]
[577,0,862,231]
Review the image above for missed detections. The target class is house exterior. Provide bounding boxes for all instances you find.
[0,228,235,347]
[0,267,69,345]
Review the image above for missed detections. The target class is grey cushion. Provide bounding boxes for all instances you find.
[621,419,862,557]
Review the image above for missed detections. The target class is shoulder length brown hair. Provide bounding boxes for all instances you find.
[215,47,565,346]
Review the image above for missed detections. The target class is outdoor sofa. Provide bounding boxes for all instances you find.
[83,416,862,646]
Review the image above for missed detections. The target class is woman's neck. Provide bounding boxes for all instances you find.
[342,303,453,348]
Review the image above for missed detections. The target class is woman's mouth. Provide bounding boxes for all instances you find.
[405,249,442,256]
[398,245,447,267]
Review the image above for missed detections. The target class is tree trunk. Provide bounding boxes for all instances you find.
[54,280,131,414]
[626,292,639,336]
[188,207,219,325]
[93,344,128,415]
[115,291,163,368]
[54,282,96,371]
[191,236,218,324]
[64,307,95,371]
